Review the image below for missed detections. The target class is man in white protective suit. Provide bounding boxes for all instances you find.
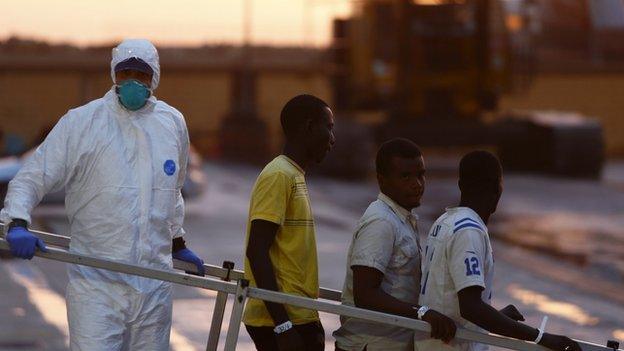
[1,38,206,350]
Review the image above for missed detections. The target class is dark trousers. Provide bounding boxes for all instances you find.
[245,321,325,351]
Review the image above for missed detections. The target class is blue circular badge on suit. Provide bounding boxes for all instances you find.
[164,160,176,176]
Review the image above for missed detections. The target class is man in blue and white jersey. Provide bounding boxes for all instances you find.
[416,151,580,351]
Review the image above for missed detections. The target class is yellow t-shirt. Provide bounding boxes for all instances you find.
[242,155,320,327]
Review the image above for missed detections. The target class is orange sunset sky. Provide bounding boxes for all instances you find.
[0,0,354,47]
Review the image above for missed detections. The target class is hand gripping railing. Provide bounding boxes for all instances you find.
[0,228,620,351]
[0,226,340,350]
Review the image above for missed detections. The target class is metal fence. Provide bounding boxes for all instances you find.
[0,226,620,351]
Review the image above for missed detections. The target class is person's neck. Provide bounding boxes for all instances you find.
[380,190,414,212]
[459,200,490,224]
[283,143,310,171]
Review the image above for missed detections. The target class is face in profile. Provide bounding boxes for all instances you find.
[379,155,426,210]
[308,106,335,163]
[490,178,503,214]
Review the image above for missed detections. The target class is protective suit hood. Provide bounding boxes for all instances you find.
[111,39,160,90]
[2,39,189,348]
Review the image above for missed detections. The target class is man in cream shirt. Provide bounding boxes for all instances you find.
[333,138,455,351]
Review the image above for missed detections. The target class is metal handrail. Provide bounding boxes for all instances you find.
[0,235,619,351]
[0,239,237,294]
[0,225,340,350]
[15,227,342,301]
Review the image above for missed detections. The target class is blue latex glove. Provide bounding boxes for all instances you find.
[6,226,48,260]
[173,248,205,276]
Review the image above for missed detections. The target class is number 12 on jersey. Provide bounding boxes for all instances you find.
[464,257,481,276]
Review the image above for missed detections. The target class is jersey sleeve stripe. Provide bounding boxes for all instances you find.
[454,217,480,226]
[420,271,429,295]
[453,222,484,233]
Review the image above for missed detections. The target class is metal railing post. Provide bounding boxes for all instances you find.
[206,260,235,351]
[223,279,249,351]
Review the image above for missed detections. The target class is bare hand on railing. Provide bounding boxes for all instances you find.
[538,333,582,351]
[422,309,457,343]
[276,328,306,351]
[499,304,525,321]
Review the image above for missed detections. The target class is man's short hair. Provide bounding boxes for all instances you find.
[459,150,502,188]
[280,94,329,138]
[376,138,422,175]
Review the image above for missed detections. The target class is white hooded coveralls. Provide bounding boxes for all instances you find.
[1,39,189,351]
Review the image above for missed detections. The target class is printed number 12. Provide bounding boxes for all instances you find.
[464,257,481,276]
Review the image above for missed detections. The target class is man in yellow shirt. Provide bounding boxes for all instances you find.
[244,94,335,351]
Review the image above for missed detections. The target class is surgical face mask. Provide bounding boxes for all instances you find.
[116,79,151,111]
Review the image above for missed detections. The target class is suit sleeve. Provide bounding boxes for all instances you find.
[1,114,74,227]
[171,113,189,239]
